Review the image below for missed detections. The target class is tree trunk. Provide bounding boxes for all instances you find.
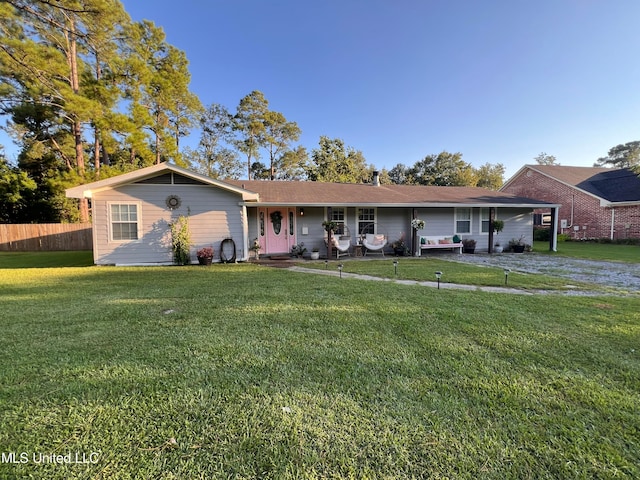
[67,18,85,178]
[94,126,100,178]
[79,198,90,223]
[93,54,102,178]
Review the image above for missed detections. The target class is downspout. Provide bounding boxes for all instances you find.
[568,194,574,228]
[610,207,615,240]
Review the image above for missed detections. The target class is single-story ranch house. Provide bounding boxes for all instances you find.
[66,163,559,265]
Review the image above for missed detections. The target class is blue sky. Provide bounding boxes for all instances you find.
[4,1,640,180]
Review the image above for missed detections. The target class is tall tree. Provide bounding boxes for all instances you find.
[409,151,475,186]
[306,136,370,183]
[122,20,202,166]
[263,110,301,180]
[0,1,202,221]
[474,162,505,190]
[534,152,559,165]
[595,141,640,169]
[185,103,242,178]
[0,0,120,220]
[388,163,415,184]
[234,90,268,179]
[80,0,131,177]
[276,145,308,180]
[0,149,37,223]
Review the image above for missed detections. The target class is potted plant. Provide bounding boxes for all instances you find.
[508,235,527,253]
[322,220,338,232]
[461,238,476,254]
[196,246,214,265]
[492,219,504,253]
[391,234,408,256]
[310,247,320,260]
[410,218,425,230]
[250,238,261,260]
[290,243,307,258]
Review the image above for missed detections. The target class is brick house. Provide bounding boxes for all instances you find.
[501,165,640,240]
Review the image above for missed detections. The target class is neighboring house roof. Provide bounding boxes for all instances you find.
[577,168,640,203]
[226,179,554,207]
[65,163,259,200]
[502,165,640,205]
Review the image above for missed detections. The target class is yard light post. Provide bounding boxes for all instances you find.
[338,263,344,279]
[435,271,442,289]
[324,260,328,270]
[393,259,398,276]
[504,268,510,285]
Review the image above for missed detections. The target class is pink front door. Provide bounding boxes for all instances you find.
[265,208,294,254]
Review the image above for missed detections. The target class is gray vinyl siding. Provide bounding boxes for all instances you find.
[244,205,533,256]
[93,184,245,265]
[494,208,533,249]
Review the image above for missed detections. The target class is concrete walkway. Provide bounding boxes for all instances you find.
[289,266,537,295]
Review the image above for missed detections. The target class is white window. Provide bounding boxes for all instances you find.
[455,208,471,234]
[110,203,140,241]
[330,207,347,235]
[481,208,491,234]
[358,208,376,235]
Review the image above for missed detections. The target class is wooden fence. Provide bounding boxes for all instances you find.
[0,224,92,251]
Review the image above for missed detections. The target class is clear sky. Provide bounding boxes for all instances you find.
[4,1,640,180]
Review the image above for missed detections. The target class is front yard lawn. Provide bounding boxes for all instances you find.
[301,257,602,292]
[1,263,638,478]
[533,240,640,263]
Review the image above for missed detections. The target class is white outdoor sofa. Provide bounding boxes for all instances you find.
[419,235,463,254]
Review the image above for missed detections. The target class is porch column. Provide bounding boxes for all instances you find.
[241,204,249,260]
[326,206,333,260]
[412,208,419,256]
[549,206,558,252]
[488,207,495,254]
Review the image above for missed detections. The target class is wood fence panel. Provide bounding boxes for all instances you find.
[0,224,92,251]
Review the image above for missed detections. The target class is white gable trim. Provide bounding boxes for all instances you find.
[66,163,259,201]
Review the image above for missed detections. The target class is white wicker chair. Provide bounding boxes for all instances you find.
[326,224,352,258]
[361,224,387,256]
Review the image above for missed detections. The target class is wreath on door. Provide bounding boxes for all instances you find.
[269,211,282,223]
[270,210,283,235]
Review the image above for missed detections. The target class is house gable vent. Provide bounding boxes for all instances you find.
[135,172,207,185]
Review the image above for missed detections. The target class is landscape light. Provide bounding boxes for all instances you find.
[435,271,442,289]
[393,259,398,275]
[338,263,344,279]
[324,260,328,269]
[504,268,511,285]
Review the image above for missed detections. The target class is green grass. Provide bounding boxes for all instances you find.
[1,261,639,478]
[533,240,640,263]
[301,257,605,292]
[0,250,93,268]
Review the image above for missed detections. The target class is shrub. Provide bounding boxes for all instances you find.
[533,227,550,242]
[170,215,191,265]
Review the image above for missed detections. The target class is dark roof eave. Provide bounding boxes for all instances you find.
[242,201,560,208]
